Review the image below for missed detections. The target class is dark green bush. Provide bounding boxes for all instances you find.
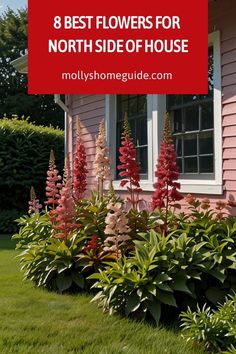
[0,117,64,223]
[0,209,20,234]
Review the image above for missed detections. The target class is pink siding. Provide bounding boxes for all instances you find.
[209,0,236,212]
[66,0,236,214]
[68,94,105,193]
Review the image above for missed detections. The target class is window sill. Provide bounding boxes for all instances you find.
[111,180,223,195]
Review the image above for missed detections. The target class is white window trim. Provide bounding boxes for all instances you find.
[105,31,222,195]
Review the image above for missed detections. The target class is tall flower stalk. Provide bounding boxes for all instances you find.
[51,155,77,240]
[94,120,112,200]
[117,114,142,210]
[104,201,130,258]
[151,113,183,233]
[28,186,42,215]
[73,117,88,203]
[45,150,62,209]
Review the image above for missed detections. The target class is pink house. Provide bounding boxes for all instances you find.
[12,0,236,213]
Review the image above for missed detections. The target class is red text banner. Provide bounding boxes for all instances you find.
[28,0,208,94]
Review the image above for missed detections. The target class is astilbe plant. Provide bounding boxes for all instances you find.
[94,120,112,200]
[73,117,88,203]
[28,186,42,215]
[104,201,131,257]
[117,114,142,210]
[50,155,77,240]
[45,150,62,209]
[151,113,183,233]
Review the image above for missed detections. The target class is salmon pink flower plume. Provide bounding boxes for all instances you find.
[117,114,142,210]
[104,201,130,256]
[45,150,62,208]
[94,120,112,199]
[73,117,88,203]
[51,155,77,240]
[151,113,183,211]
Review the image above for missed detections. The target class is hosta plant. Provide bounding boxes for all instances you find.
[89,230,205,324]
[18,232,87,293]
[13,212,53,249]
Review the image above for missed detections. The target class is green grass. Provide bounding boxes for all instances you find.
[0,236,205,354]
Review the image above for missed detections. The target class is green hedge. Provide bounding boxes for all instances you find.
[0,117,64,232]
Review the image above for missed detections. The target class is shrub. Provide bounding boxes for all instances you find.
[0,117,64,215]
[180,293,236,352]
[18,231,87,293]
[90,221,236,325]
[0,209,20,234]
[12,212,53,249]
[90,230,203,324]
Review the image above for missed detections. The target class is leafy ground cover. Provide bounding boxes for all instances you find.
[0,235,205,354]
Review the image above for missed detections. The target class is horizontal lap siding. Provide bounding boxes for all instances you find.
[219,1,236,199]
[69,94,106,193]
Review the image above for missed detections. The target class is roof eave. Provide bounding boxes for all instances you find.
[11,54,28,74]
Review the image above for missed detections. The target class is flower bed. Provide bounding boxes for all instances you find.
[13,115,236,353]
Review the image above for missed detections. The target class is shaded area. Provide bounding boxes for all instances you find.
[0,234,16,250]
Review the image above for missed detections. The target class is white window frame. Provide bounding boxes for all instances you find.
[105,31,222,195]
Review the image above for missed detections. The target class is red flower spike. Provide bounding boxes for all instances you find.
[151,114,183,235]
[117,114,142,210]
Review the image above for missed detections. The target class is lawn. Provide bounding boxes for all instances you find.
[0,235,205,354]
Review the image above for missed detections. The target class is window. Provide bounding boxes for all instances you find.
[106,31,222,194]
[116,95,148,179]
[167,46,214,178]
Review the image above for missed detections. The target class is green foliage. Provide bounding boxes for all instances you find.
[18,232,87,293]
[76,192,121,242]
[180,293,236,352]
[90,230,200,324]
[0,117,64,221]
[0,209,20,234]
[0,8,64,128]
[12,212,53,249]
[90,222,236,324]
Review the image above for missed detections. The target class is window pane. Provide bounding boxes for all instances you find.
[201,102,213,130]
[167,95,182,108]
[199,156,214,173]
[167,44,214,177]
[176,158,183,173]
[184,135,197,156]
[199,133,214,154]
[137,147,148,175]
[116,95,148,179]
[185,105,199,131]
[183,94,200,104]
[137,117,147,146]
[174,138,182,157]
[184,157,198,173]
[129,96,138,116]
[138,95,147,114]
[173,109,182,133]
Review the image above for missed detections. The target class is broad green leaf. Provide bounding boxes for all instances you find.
[147,300,161,324]
[156,291,177,307]
[125,294,140,315]
[56,274,72,293]
[72,272,85,289]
